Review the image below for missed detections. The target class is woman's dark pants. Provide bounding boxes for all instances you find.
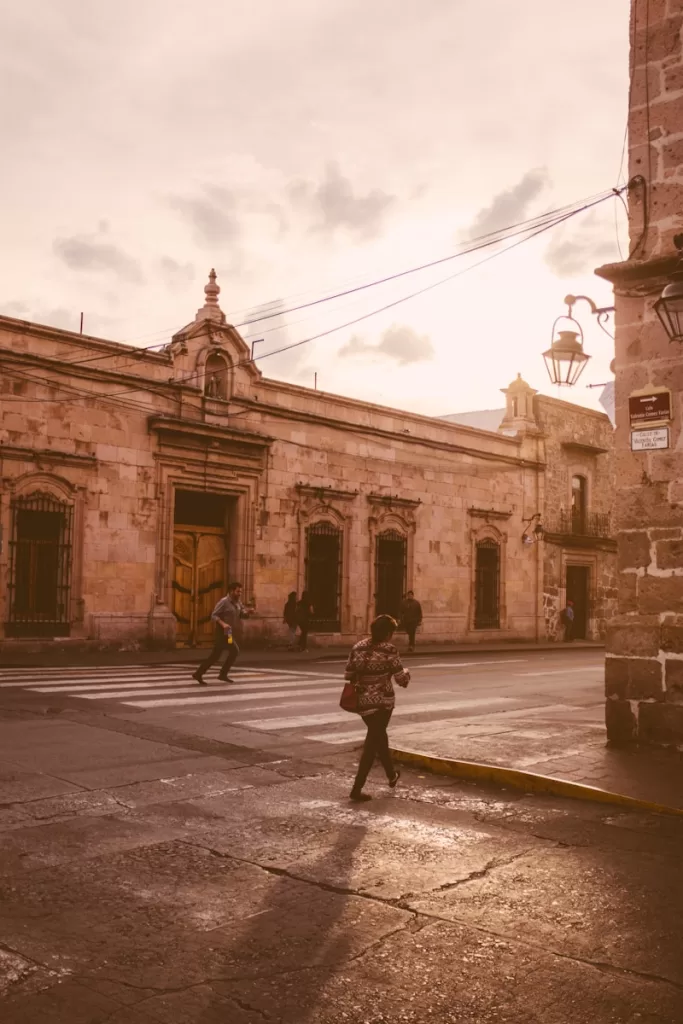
[352,709,395,791]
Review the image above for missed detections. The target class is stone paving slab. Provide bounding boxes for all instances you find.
[390,706,683,810]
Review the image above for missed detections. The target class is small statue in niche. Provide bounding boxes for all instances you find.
[205,373,221,398]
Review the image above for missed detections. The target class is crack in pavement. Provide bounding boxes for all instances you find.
[177,838,683,994]
[399,848,535,901]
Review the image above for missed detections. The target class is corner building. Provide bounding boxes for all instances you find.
[0,273,615,652]
[597,0,683,746]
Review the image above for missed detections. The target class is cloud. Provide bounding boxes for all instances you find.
[169,186,240,247]
[159,256,195,290]
[53,225,144,284]
[339,324,434,365]
[466,168,550,238]
[544,212,619,276]
[289,162,395,240]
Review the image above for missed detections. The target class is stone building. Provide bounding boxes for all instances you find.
[0,272,615,652]
[597,0,683,746]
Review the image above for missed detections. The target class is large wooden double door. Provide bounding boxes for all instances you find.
[173,526,227,647]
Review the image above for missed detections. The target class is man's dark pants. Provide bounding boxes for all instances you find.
[353,709,395,790]
[196,625,240,679]
[406,624,417,648]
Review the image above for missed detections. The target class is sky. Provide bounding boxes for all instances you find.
[0,0,630,418]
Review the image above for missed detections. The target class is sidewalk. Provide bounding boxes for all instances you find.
[0,638,602,668]
[390,701,683,813]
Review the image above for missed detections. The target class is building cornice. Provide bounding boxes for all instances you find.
[367,493,422,509]
[0,443,97,468]
[561,441,609,456]
[233,398,545,469]
[296,483,359,501]
[0,315,171,365]
[0,347,198,398]
[595,253,679,298]
[148,415,273,450]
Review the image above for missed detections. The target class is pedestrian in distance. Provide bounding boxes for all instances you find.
[560,599,575,642]
[192,582,254,685]
[399,590,423,653]
[345,614,410,802]
[295,590,314,652]
[283,591,298,650]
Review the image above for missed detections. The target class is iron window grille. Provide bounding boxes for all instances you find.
[375,529,407,619]
[305,520,343,632]
[6,492,74,637]
[474,539,500,629]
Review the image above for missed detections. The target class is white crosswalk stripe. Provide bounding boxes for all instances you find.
[0,662,525,746]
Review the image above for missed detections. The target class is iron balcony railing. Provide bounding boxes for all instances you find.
[551,508,612,539]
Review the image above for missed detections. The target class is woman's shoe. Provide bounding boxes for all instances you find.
[349,789,372,802]
[388,770,401,789]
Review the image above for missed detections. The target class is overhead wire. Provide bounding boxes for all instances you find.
[41,187,616,373]
[1,187,625,410]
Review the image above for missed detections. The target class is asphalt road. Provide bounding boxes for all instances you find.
[3,649,683,1022]
[0,648,604,761]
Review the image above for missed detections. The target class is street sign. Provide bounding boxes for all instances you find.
[628,390,672,427]
[631,427,669,451]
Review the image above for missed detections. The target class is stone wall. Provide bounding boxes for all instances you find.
[0,291,617,652]
[598,0,683,746]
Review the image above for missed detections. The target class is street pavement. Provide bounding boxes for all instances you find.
[0,682,682,1023]
[1,648,681,808]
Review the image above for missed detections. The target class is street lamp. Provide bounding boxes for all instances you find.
[654,234,683,342]
[543,294,615,387]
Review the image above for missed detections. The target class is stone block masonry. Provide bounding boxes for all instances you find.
[598,0,683,747]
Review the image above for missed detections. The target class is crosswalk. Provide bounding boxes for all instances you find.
[0,661,528,746]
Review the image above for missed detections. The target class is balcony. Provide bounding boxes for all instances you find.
[545,509,614,547]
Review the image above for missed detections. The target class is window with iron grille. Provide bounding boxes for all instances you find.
[305,520,342,632]
[375,529,407,619]
[474,539,500,629]
[6,492,73,637]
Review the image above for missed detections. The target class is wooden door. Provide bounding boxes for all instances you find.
[196,533,227,645]
[172,527,226,646]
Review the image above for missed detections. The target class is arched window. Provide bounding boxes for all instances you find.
[571,475,587,533]
[305,520,342,632]
[204,352,230,400]
[474,539,500,629]
[375,529,407,618]
[7,491,73,637]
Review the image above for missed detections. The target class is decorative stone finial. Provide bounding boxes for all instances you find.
[195,269,226,324]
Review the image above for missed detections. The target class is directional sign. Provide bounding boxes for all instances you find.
[631,427,669,452]
[629,390,672,427]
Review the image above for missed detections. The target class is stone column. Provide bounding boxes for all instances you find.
[596,0,683,745]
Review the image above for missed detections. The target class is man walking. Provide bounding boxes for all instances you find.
[192,582,254,685]
[399,590,423,653]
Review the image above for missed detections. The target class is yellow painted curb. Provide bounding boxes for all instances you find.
[390,746,683,818]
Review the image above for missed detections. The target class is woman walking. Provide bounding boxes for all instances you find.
[345,614,410,802]
[283,591,298,650]
[295,590,314,652]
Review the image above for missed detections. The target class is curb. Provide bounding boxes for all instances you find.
[390,747,683,818]
[0,641,604,670]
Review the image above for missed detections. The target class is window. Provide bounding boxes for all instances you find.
[305,521,342,631]
[511,397,519,417]
[375,529,407,618]
[571,475,587,533]
[474,539,500,629]
[7,493,73,637]
[204,352,230,399]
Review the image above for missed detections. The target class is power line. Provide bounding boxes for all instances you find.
[1,187,624,407]
[234,190,617,330]
[37,187,616,374]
